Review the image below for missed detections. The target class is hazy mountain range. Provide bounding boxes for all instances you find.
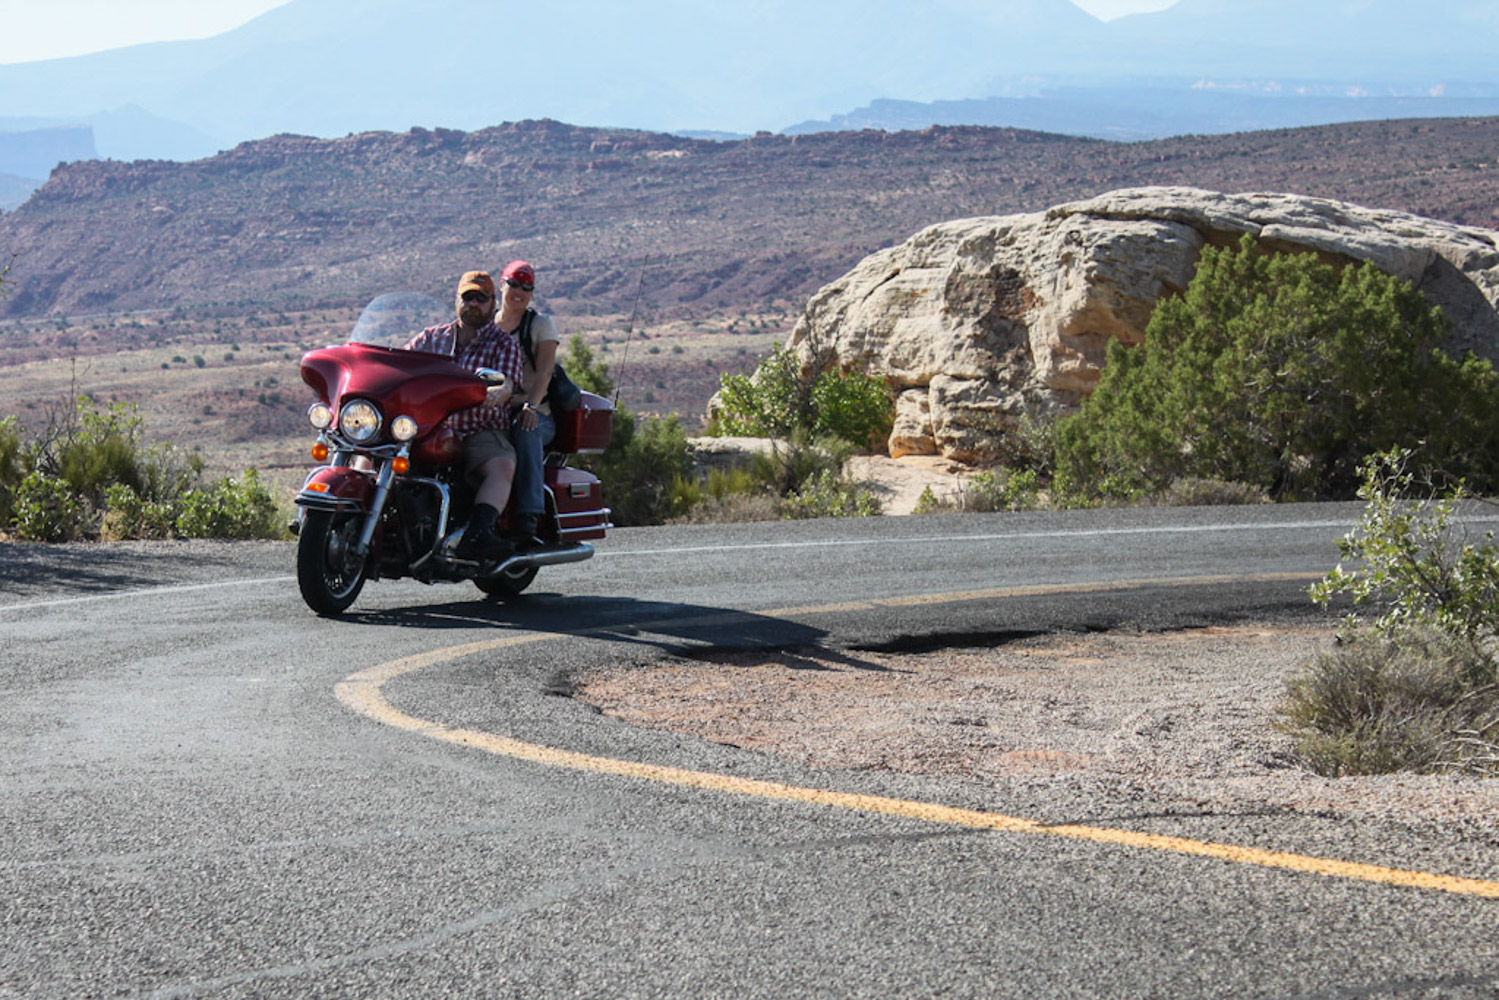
[1,0,1498,189]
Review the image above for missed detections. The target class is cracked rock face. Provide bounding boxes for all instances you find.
[786,186,1499,463]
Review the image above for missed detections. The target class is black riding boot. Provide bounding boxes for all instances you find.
[455,503,512,561]
[511,512,541,548]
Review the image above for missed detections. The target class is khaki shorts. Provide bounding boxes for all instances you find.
[462,428,516,484]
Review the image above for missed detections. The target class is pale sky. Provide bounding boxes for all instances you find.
[0,1,291,64]
[0,0,1178,65]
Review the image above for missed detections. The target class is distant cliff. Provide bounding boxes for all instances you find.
[1,117,1497,322]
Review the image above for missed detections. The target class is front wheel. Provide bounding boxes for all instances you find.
[297,509,369,615]
[475,563,537,599]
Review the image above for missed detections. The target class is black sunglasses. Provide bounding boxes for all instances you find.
[504,278,534,292]
[461,291,491,303]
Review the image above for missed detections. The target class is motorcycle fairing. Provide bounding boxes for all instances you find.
[296,466,376,511]
[301,343,488,438]
[412,426,464,468]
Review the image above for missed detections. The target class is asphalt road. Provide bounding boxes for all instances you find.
[3,504,1498,999]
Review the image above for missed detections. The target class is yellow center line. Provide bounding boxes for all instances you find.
[335,575,1499,900]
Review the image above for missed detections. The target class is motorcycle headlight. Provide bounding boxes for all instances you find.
[307,402,334,430]
[338,400,382,443]
[391,415,419,442]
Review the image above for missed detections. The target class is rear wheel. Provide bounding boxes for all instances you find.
[296,509,369,615]
[475,564,538,599]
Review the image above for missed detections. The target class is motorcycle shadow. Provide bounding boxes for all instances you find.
[341,591,894,672]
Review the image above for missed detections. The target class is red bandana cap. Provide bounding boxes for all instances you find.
[501,260,536,287]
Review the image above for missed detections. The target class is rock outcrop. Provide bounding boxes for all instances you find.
[786,187,1499,463]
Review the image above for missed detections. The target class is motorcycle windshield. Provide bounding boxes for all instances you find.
[301,291,486,434]
[349,291,450,348]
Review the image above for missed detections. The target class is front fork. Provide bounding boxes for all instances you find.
[298,442,408,558]
[353,458,397,557]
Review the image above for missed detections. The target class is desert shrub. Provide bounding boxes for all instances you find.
[910,469,1042,513]
[175,470,280,540]
[1154,477,1269,507]
[1057,235,1499,501]
[747,432,856,497]
[561,337,696,526]
[46,399,152,506]
[668,464,768,517]
[100,484,179,541]
[666,459,786,524]
[809,365,894,449]
[0,416,24,526]
[559,335,614,397]
[2,396,270,541]
[1286,447,1499,775]
[1277,632,1499,776]
[668,492,781,525]
[666,473,704,517]
[693,342,893,519]
[137,448,205,504]
[777,469,884,519]
[1311,448,1499,668]
[703,464,761,500]
[911,485,944,515]
[1038,464,1142,510]
[991,406,1061,476]
[715,342,805,438]
[585,410,694,527]
[962,469,1042,512]
[11,473,85,541]
[715,342,893,450]
[25,395,200,503]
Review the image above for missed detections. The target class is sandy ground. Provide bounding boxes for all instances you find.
[576,624,1499,838]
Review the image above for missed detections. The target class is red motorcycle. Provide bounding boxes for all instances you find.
[293,292,612,615]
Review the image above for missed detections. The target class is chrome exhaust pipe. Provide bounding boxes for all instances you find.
[481,542,594,579]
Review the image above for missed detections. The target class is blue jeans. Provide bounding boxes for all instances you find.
[509,411,555,518]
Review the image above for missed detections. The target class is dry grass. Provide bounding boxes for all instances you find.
[1277,632,1499,776]
[667,492,781,524]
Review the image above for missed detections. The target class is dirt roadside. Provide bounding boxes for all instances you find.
[575,623,1499,838]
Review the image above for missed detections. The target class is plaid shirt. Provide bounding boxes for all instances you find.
[404,320,525,436]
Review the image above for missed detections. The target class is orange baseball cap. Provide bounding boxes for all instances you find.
[457,271,496,297]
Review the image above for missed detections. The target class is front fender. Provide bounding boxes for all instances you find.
[296,466,376,511]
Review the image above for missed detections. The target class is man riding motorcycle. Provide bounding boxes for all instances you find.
[294,280,612,615]
[401,270,525,561]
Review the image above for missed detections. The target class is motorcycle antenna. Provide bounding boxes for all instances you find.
[612,257,647,409]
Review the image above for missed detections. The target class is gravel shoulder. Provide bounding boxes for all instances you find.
[577,624,1499,840]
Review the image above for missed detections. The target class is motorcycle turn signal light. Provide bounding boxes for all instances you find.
[311,442,330,462]
[392,456,410,475]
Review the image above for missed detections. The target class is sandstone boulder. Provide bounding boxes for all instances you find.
[786,186,1499,462]
[686,435,784,473]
